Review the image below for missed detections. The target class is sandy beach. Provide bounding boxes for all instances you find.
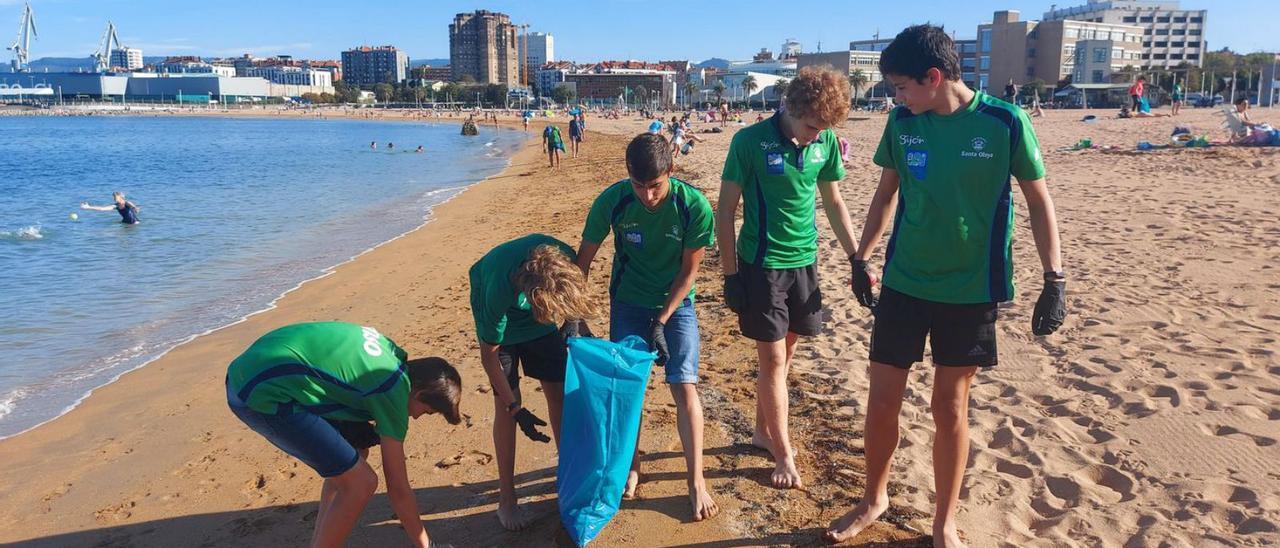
[1,104,1278,547]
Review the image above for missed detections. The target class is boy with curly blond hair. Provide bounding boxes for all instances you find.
[715,65,861,489]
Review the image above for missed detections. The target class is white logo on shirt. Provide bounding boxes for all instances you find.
[971,137,987,151]
[760,141,781,151]
[361,326,384,357]
[961,137,995,159]
[900,134,925,146]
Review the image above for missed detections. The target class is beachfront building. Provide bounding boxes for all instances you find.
[244,66,334,90]
[156,57,237,77]
[449,10,519,85]
[109,47,143,71]
[523,32,554,75]
[977,10,1144,92]
[534,61,576,98]
[565,61,676,106]
[1041,0,1208,69]
[797,50,884,99]
[1071,38,1146,84]
[341,46,409,87]
[411,65,453,83]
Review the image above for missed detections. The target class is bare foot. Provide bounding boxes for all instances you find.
[933,526,968,548]
[750,431,773,453]
[621,469,641,500]
[824,499,889,543]
[771,456,802,489]
[496,503,533,531]
[688,481,719,521]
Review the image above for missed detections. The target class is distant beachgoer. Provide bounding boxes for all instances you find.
[370,141,377,150]
[1129,76,1146,111]
[568,116,584,158]
[415,145,424,153]
[1235,97,1261,128]
[387,142,394,151]
[1171,81,1183,116]
[522,110,532,131]
[81,192,140,224]
[543,124,564,168]
[469,234,595,531]
[225,322,462,548]
[1004,79,1018,104]
[648,118,665,135]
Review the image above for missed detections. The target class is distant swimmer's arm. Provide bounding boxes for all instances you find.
[80,202,114,211]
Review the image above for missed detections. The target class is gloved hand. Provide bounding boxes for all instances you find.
[850,257,879,309]
[1031,273,1067,336]
[724,273,747,314]
[512,408,551,443]
[559,319,594,342]
[647,319,670,366]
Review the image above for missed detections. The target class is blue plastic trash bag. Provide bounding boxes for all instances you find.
[558,335,656,546]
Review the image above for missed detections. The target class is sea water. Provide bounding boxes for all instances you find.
[0,115,525,439]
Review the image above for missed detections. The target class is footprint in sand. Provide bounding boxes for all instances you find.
[1205,424,1278,447]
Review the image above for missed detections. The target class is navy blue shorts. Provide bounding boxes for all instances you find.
[226,382,360,478]
[869,286,999,368]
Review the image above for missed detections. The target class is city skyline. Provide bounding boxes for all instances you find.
[3,0,1275,65]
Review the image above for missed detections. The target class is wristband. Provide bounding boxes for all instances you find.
[1044,271,1065,281]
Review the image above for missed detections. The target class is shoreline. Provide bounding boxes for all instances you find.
[0,118,524,442]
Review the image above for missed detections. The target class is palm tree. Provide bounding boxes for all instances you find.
[684,81,698,108]
[634,85,649,109]
[742,74,758,111]
[713,80,726,104]
[773,78,789,108]
[849,69,868,107]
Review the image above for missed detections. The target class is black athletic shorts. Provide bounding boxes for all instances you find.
[324,419,381,450]
[498,330,568,387]
[869,286,999,368]
[737,261,822,342]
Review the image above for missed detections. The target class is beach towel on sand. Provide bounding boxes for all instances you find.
[558,335,656,546]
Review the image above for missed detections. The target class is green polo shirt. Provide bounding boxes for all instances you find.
[469,234,577,345]
[226,322,412,441]
[872,91,1045,304]
[582,178,715,309]
[721,114,846,269]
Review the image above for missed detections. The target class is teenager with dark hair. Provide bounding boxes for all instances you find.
[716,65,861,490]
[225,322,462,548]
[827,24,1066,547]
[576,132,719,521]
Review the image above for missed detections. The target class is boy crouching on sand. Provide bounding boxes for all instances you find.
[826,25,1066,547]
[225,321,462,548]
[575,132,720,521]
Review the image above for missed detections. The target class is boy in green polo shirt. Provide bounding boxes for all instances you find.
[825,25,1066,547]
[717,65,862,490]
[576,132,719,521]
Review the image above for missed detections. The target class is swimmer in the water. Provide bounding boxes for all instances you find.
[388,142,395,151]
[416,145,424,153]
[371,141,377,150]
[81,192,140,224]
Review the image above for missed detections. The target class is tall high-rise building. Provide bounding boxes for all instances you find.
[110,47,143,71]
[449,10,519,84]
[341,46,409,86]
[1041,1,1207,68]
[525,32,554,71]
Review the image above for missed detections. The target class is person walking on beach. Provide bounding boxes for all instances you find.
[469,234,596,530]
[825,25,1066,547]
[543,123,564,168]
[568,115,584,158]
[81,192,140,224]
[1129,76,1145,111]
[225,322,463,548]
[575,133,720,521]
[716,65,861,490]
[1003,78,1018,105]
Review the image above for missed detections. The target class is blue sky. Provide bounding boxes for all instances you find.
[3,0,1274,62]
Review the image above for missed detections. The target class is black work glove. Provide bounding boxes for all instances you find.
[723,273,747,314]
[647,319,670,366]
[559,319,594,342]
[513,408,551,443]
[1031,273,1067,336]
[850,257,879,309]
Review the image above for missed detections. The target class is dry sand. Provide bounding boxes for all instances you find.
[1,105,1278,547]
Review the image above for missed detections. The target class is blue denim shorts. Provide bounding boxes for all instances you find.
[610,298,700,384]
[226,382,360,478]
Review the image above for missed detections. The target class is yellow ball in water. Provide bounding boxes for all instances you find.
[69,213,79,221]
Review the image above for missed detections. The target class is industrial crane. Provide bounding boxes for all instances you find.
[7,2,37,72]
[92,21,122,72]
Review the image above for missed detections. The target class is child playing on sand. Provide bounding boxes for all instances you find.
[575,133,720,521]
[225,322,462,548]
[469,234,596,531]
[716,65,861,490]
[826,25,1066,548]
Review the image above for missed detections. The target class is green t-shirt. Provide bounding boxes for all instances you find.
[226,322,412,441]
[582,178,715,309]
[720,114,846,269]
[872,91,1046,304]
[469,233,577,345]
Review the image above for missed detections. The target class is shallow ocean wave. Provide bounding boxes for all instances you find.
[0,225,43,240]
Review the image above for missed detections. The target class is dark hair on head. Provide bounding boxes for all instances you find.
[1137,76,1146,81]
[406,357,462,424]
[625,133,673,182]
[1235,96,1249,105]
[879,24,962,83]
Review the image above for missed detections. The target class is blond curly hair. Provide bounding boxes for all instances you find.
[784,65,851,127]
[513,245,597,325]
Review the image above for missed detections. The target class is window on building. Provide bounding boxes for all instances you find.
[1172,41,1185,47]
[1142,53,1151,59]
[1190,16,1203,23]
[1143,42,1152,47]
[1171,54,1183,60]
[1123,16,1137,22]
[1029,48,1037,58]
[1097,31,1110,40]
[1094,48,1108,63]
[1156,41,1168,47]
[1112,48,1122,59]
[1154,53,1167,59]
[1190,29,1201,35]
[1173,16,1187,23]
[1066,28,1078,38]
[980,29,992,52]
[1026,67,1035,77]
[1144,28,1153,35]
[1157,16,1171,22]
[1187,42,1200,49]
[1139,16,1153,22]
[980,56,990,70]
[1173,29,1185,35]
[1187,53,1200,60]
[1156,29,1169,35]
[1093,70,1105,83]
